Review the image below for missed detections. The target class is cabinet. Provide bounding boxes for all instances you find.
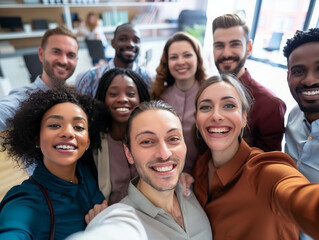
[0,0,202,49]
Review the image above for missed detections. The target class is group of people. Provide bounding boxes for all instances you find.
[0,11,318,240]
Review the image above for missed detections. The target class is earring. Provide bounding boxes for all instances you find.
[35,145,40,148]
[85,146,89,150]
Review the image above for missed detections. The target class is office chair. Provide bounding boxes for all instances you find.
[23,53,42,83]
[263,32,283,52]
[85,39,107,66]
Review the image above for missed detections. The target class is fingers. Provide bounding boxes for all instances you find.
[85,200,109,224]
[179,172,195,197]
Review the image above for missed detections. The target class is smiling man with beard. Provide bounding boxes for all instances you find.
[212,14,286,152]
[283,28,319,240]
[0,26,78,131]
[75,23,153,97]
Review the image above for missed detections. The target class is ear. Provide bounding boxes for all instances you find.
[286,70,290,83]
[123,144,134,165]
[246,40,253,57]
[38,47,44,63]
[86,139,90,151]
[242,111,248,128]
[111,39,115,49]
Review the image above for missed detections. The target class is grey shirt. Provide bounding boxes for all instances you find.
[0,76,49,131]
[120,178,212,240]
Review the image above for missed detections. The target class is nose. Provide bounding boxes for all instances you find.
[154,141,172,160]
[58,54,68,65]
[221,45,232,58]
[211,108,224,122]
[117,93,128,103]
[60,124,75,139]
[301,71,319,86]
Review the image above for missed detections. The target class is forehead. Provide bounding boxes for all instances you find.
[43,102,87,120]
[169,40,194,53]
[131,109,182,136]
[46,34,78,51]
[115,26,140,38]
[288,42,319,68]
[213,26,246,43]
[108,74,136,88]
[199,81,241,102]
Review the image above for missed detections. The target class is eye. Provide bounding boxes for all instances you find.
[213,43,224,49]
[169,55,178,60]
[48,123,60,129]
[127,91,136,97]
[184,53,193,58]
[198,104,212,112]
[139,139,154,146]
[230,42,241,47]
[168,136,181,144]
[74,125,85,131]
[108,92,118,97]
[67,52,77,60]
[223,103,236,109]
[291,68,305,76]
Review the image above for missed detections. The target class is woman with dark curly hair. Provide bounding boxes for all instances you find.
[0,86,106,240]
[94,67,150,206]
[150,32,207,175]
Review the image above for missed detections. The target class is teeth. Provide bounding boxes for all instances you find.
[56,145,75,150]
[153,165,173,172]
[208,127,229,134]
[302,90,319,96]
[116,108,129,112]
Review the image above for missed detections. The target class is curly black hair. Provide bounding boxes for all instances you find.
[95,67,150,132]
[0,86,108,167]
[283,28,319,60]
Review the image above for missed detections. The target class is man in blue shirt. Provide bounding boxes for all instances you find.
[75,23,153,97]
[0,26,79,131]
[283,28,319,240]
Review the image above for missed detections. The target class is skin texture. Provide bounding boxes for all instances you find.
[39,102,90,182]
[196,82,247,167]
[213,26,252,78]
[124,109,186,193]
[104,74,140,140]
[38,34,78,88]
[168,40,198,91]
[111,25,141,67]
[287,42,319,123]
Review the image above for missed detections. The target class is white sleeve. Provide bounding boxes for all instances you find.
[66,203,148,240]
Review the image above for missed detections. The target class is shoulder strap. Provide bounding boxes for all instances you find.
[30,176,55,240]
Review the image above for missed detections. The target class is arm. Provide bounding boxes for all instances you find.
[247,152,319,239]
[66,203,148,240]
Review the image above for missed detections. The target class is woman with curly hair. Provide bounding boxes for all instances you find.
[0,86,106,240]
[94,67,150,205]
[150,32,207,174]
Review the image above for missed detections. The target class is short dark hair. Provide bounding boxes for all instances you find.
[212,13,250,42]
[283,28,319,61]
[124,100,180,151]
[95,68,151,132]
[113,23,138,38]
[0,86,107,167]
[41,25,78,49]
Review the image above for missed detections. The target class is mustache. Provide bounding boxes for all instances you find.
[217,56,240,64]
[296,84,319,92]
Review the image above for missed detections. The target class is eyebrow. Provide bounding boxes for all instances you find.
[46,115,87,122]
[134,128,181,140]
[199,96,237,104]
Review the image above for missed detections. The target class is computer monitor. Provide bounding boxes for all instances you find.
[0,17,23,32]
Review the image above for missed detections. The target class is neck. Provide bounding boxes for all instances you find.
[236,68,246,79]
[175,78,196,92]
[305,112,319,124]
[110,122,126,140]
[113,58,134,69]
[43,160,78,183]
[211,140,240,168]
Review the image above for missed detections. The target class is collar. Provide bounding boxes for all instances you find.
[34,76,51,91]
[215,140,252,186]
[109,58,138,71]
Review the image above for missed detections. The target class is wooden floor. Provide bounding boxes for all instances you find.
[0,150,29,201]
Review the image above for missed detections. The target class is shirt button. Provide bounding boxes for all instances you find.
[308,136,313,141]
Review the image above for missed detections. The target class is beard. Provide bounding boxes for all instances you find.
[216,56,246,76]
[116,48,138,64]
[298,100,319,113]
[42,59,74,88]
